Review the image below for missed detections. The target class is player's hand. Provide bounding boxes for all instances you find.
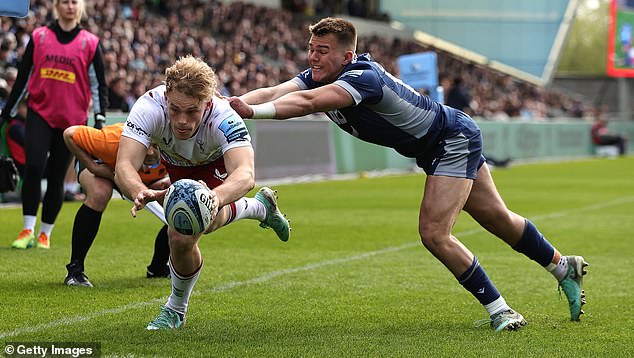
[94,114,106,129]
[198,180,219,220]
[227,97,254,118]
[131,189,166,218]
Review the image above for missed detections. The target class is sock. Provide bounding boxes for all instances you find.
[149,225,170,270]
[64,182,78,193]
[484,296,511,317]
[39,222,54,238]
[457,257,502,307]
[166,258,202,316]
[23,215,37,232]
[546,256,569,282]
[70,204,103,268]
[145,200,167,225]
[226,197,266,225]
[512,219,555,267]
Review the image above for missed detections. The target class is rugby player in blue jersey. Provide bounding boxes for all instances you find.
[229,17,588,331]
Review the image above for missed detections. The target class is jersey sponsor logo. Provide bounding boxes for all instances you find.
[40,67,76,84]
[219,118,249,143]
[126,121,149,137]
[214,168,228,181]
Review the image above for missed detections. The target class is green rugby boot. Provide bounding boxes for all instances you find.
[255,187,290,242]
[12,229,35,249]
[489,309,527,332]
[146,306,185,330]
[559,255,589,321]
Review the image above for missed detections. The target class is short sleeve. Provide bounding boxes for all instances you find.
[334,68,382,106]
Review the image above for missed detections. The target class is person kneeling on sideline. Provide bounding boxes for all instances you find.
[63,122,171,287]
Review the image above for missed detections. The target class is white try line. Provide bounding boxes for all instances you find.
[1,195,633,339]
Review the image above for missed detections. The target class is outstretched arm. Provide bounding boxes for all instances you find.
[212,146,255,208]
[114,136,162,217]
[230,83,354,120]
[239,80,302,105]
[203,145,255,232]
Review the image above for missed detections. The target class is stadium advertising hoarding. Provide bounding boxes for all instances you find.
[396,52,443,102]
[607,0,634,77]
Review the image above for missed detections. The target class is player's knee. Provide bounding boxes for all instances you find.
[85,187,112,208]
[418,223,444,249]
[83,195,108,211]
[168,232,197,254]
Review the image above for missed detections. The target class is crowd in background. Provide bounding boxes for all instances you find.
[0,0,591,120]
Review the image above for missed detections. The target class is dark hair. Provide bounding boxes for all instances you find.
[309,17,357,52]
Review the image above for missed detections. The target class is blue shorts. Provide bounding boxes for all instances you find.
[416,109,485,179]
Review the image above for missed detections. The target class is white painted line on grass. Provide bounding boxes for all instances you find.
[1,196,632,339]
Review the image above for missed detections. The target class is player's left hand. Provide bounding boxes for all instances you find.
[197,180,219,220]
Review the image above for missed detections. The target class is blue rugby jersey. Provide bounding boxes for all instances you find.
[291,53,452,159]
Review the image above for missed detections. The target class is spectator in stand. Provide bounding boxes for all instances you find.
[108,76,130,112]
[0,78,8,109]
[126,79,148,110]
[591,111,628,155]
[3,67,17,90]
[446,77,472,114]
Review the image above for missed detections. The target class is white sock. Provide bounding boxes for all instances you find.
[23,215,37,231]
[39,222,54,238]
[229,197,266,223]
[547,256,569,282]
[484,296,511,316]
[64,182,78,193]
[145,200,168,225]
[165,259,202,316]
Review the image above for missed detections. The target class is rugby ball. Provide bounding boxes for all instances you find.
[163,179,214,235]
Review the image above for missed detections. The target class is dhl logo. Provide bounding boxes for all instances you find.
[40,68,76,84]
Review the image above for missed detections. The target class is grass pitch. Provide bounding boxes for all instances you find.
[1,157,633,357]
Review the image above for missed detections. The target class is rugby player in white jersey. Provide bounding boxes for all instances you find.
[229,17,588,331]
[115,55,290,330]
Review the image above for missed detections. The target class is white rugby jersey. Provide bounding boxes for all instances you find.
[122,85,252,167]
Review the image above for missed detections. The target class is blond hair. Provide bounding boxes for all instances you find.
[53,0,85,23]
[309,17,357,52]
[165,55,217,102]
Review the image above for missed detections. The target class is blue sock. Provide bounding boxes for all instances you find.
[457,257,501,306]
[513,219,555,267]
